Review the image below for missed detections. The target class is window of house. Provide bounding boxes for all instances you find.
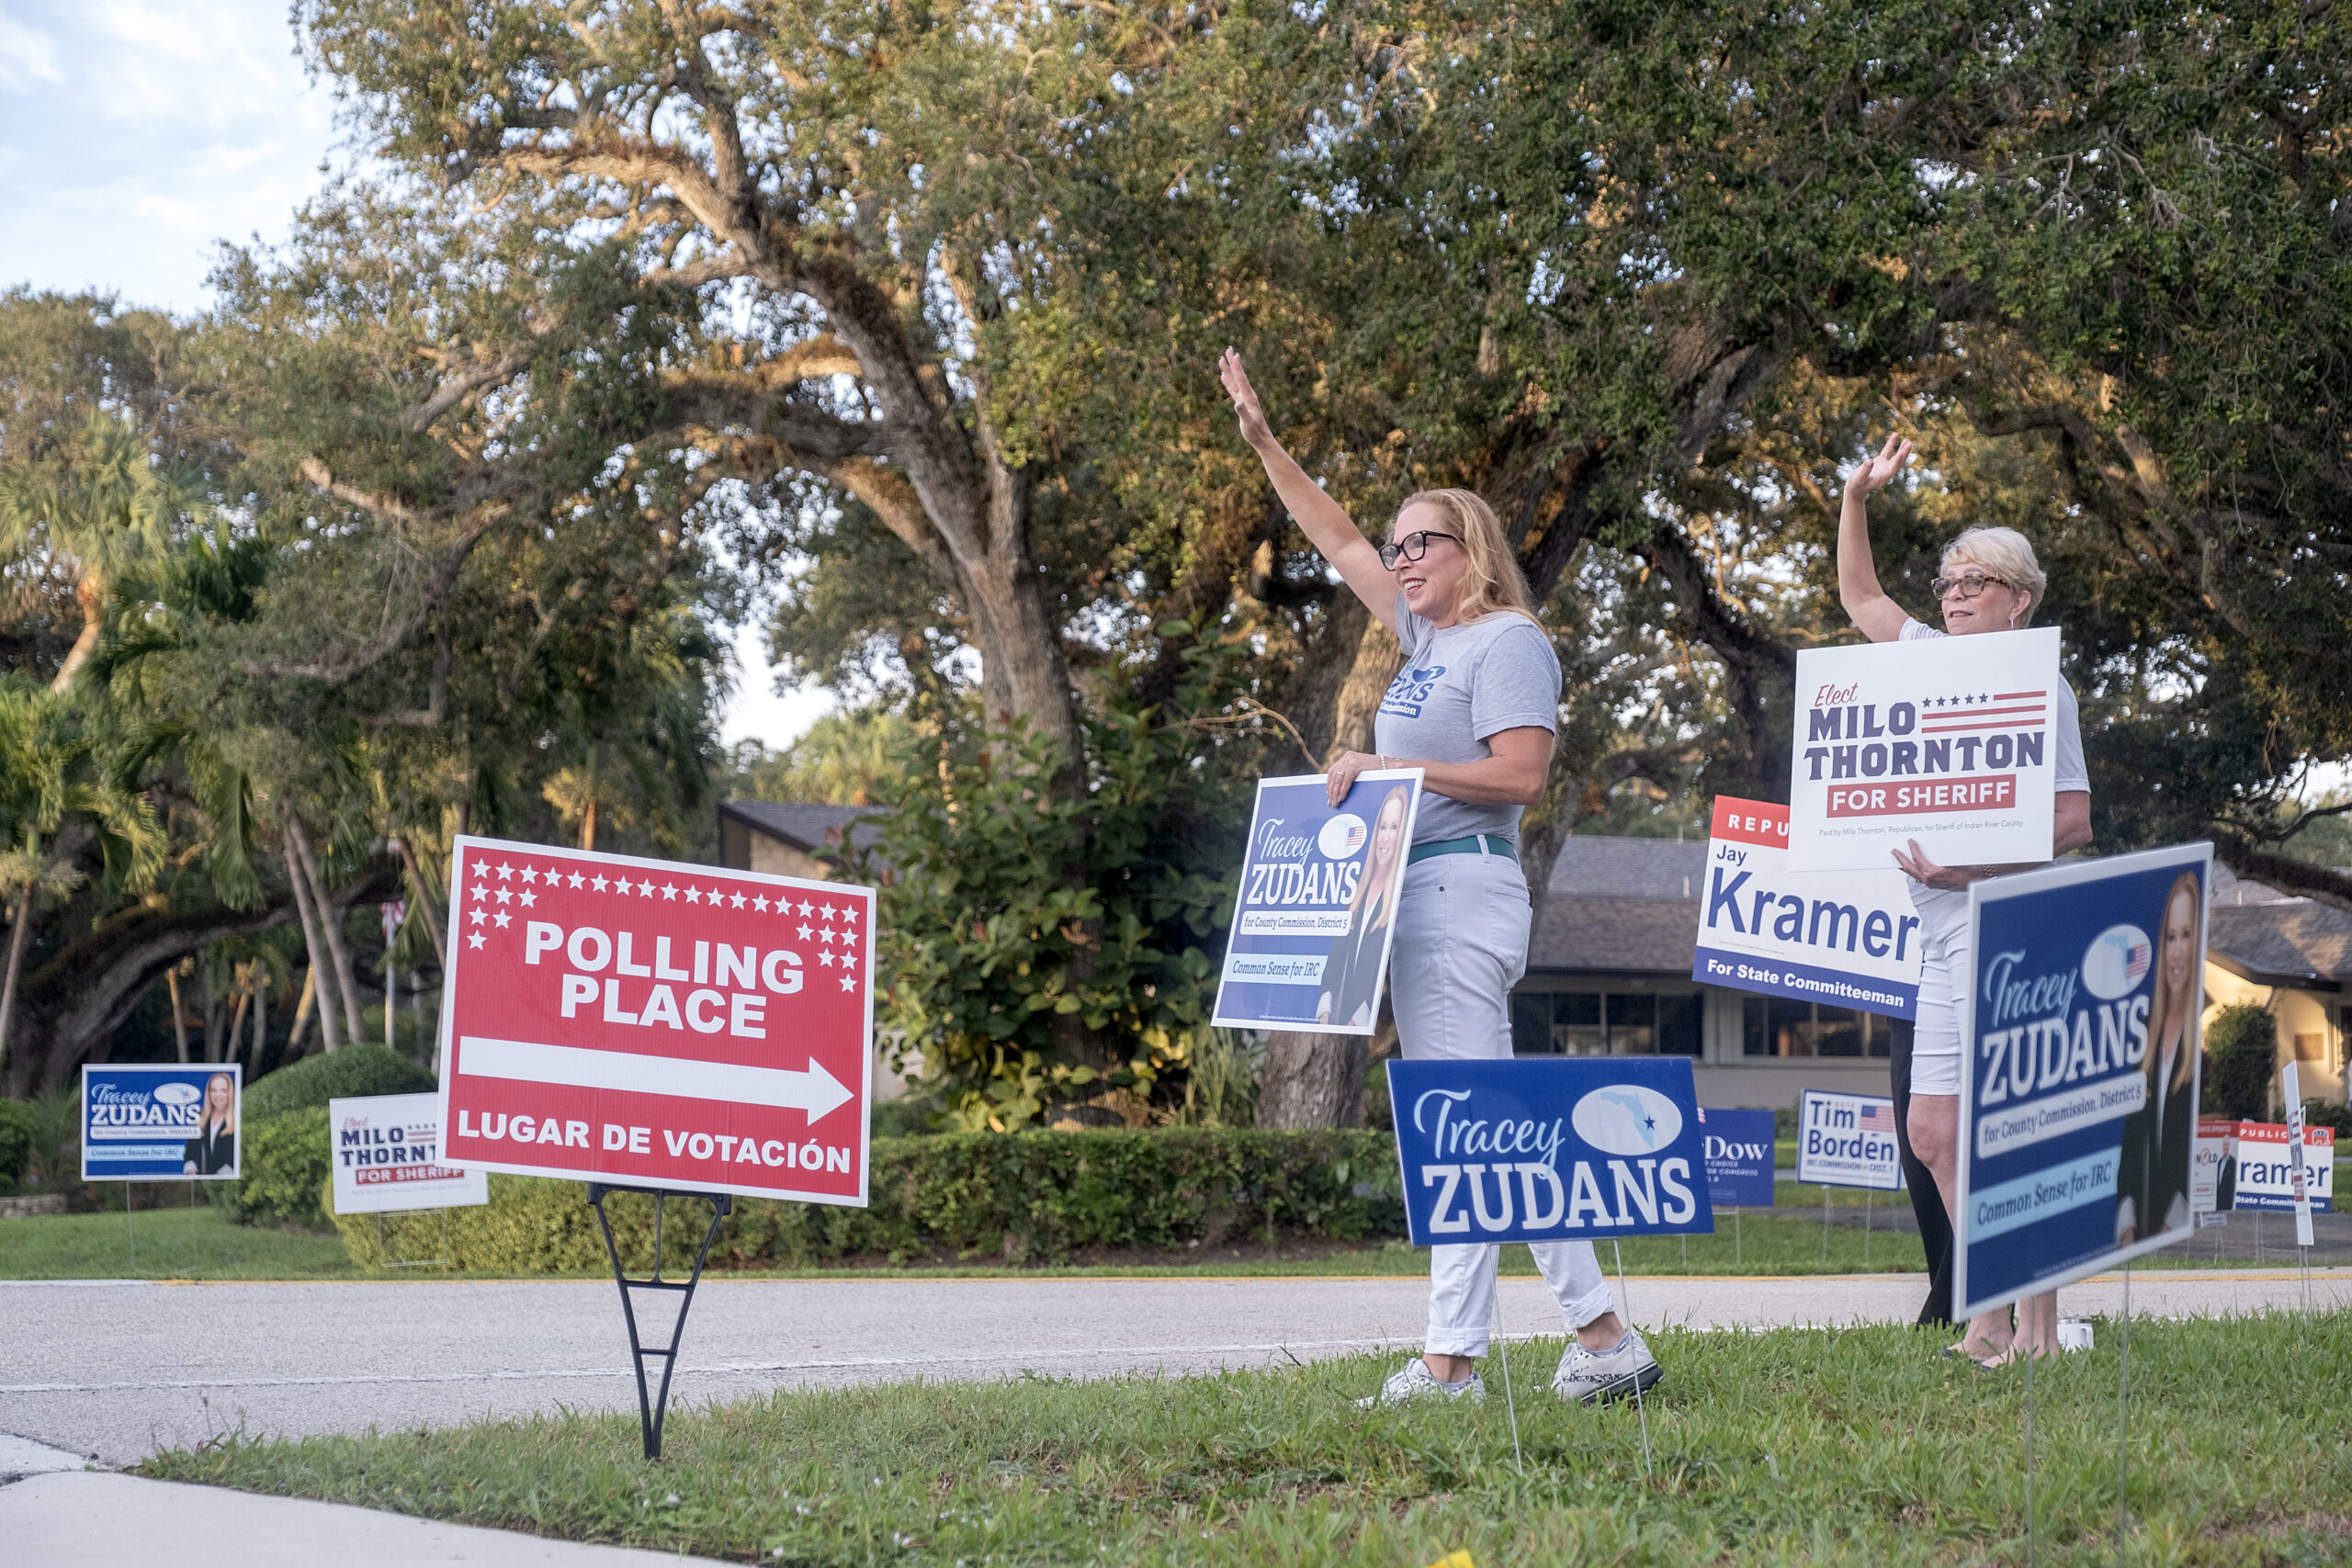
[1512,989,1700,1056]
[1742,996,1891,1058]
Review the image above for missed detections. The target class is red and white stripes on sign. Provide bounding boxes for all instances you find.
[1917,690,2047,733]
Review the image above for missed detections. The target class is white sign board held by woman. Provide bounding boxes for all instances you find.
[1212,771,1423,1035]
[1785,628,2063,872]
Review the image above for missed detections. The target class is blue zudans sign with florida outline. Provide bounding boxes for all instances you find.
[1954,842,2212,1318]
[1387,1058,1714,1247]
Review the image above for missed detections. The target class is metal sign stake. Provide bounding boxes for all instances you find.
[1490,1266,1522,1476]
[2115,1261,2132,1565]
[1612,1239,1653,1483]
[588,1183,732,1461]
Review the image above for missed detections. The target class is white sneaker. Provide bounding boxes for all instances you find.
[1355,1358,1487,1408]
[1552,1328,1663,1405]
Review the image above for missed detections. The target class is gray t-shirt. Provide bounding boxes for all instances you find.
[1373,594,1561,845]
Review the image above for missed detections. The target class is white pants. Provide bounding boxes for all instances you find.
[1908,887,1970,1096]
[1391,847,1618,1357]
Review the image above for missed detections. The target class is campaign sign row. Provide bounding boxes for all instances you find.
[2195,1117,2335,1216]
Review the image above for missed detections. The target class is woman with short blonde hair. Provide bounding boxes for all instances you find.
[1838,435,2093,1367]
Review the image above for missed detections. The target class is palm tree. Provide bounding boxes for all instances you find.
[0,681,164,1072]
[0,410,189,692]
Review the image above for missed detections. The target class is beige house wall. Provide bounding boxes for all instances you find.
[747,835,834,883]
[2200,962,2346,1108]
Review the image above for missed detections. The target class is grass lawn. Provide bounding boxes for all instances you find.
[0,1200,2312,1282]
[142,1310,2352,1566]
[0,1202,356,1280]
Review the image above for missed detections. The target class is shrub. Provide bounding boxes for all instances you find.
[244,1044,435,1121]
[216,1047,436,1226]
[2203,1005,2278,1122]
[2301,1100,2352,1135]
[0,1096,37,1190]
[215,1106,334,1228]
[337,1128,1405,1272]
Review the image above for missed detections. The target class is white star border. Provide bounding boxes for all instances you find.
[444,835,876,989]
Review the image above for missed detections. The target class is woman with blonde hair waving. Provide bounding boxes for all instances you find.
[1838,434,2094,1367]
[1222,349,1658,1407]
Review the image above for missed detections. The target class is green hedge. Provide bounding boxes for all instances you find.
[244,1044,435,1121]
[0,1097,37,1189]
[337,1129,1405,1272]
[218,1047,436,1227]
[217,1106,335,1228]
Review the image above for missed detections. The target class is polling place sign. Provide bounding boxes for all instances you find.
[1786,627,2062,872]
[1954,842,2211,1319]
[1795,1089,1903,1190]
[1693,796,1922,1020]
[1386,1057,1713,1246]
[436,836,876,1206]
[1212,770,1422,1034]
[1698,1107,1776,1207]
[329,1093,488,1216]
[82,1064,241,1180]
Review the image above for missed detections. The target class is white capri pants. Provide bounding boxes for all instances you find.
[1907,886,1970,1097]
[1390,844,1618,1357]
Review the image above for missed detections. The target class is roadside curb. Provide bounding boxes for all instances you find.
[0,1471,732,1566]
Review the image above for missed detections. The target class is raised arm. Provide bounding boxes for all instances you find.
[1220,349,1396,632]
[1838,433,1917,644]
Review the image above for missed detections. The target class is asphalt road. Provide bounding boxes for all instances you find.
[8,1268,2347,1466]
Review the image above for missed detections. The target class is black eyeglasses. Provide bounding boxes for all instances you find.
[1378,531,1462,570]
[1931,570,2011,601]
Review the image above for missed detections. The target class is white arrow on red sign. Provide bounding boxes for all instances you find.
[457,1035,855,1124]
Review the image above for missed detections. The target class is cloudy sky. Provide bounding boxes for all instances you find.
[0,0,822,751]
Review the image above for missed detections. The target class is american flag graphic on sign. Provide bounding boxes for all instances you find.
[1859,1103,1897,1135]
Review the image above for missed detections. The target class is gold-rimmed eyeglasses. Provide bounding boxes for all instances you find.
[1931,570,2010,601]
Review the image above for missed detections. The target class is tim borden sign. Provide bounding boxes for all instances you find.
[1786,626,2061,872]
[436,835,876,1207]
[1387,1058,1713,1247]
[1694,796,1923,1020]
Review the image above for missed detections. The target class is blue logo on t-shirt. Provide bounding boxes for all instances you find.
[1379,663,1447,719]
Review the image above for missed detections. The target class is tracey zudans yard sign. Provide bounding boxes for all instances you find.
[1212,770,1423,1035]
[82,1064,242,1181]
[1386,1058,1713,1246]
[1953,841,2211,1319]
[435,836,876,1207]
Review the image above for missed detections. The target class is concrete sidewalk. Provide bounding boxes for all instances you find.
[0,1470,730,1565]
[7,1268,2346,1469]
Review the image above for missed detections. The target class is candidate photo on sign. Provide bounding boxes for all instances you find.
[182,1071,237,1176]
[2114,871,2203,1245]
[1317,784,1408,1028]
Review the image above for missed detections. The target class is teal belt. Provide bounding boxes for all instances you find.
[1406,834,1517,866]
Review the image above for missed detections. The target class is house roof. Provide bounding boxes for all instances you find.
[717,800,886,858]
[1531,894,1702,975]
[2207,898,2352,992]
[1546,834,1709,900]
[1532,836,1704,975]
